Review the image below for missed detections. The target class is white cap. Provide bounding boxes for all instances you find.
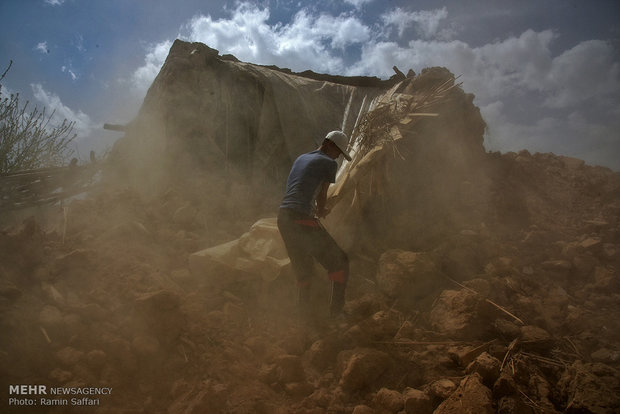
[325,130,352,161]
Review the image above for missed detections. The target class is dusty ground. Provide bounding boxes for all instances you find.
[1,151,620,414]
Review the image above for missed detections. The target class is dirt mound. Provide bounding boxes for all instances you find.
[2,195,619,412]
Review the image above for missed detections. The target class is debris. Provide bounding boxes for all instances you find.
[403,387,433,414]
[373,387,403,412]
[338,348,392,392]
[434,373,494,414]
[465,352,501,386]
[429,289,490,340]
[447,277,525,326]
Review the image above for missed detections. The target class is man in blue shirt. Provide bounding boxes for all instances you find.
[278,131,352,318]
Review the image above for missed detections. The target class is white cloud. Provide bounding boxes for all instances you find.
[130,40,172,95]
[349,38,478,85]
[381,7,448,39]
[31,83,94,138]
[61,65,78,81]
[127,3,619,169]
[474,30,555,88]
[349,29,620,110]
[74,34,86,53]
[35,41,49,54]
[181,4,274,63]
[312,13,370,49]
[482,102,620,169]
[344,0,373,9]
[350,28,619,169]
[0,83,15,98]
[542,40,620,108]
[131,4,370,94]
[183,5,368,64]
[44,0,65,5]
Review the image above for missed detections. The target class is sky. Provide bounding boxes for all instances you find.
[1,0,619,170]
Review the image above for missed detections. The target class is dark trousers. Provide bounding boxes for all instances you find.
[277,208,348,314]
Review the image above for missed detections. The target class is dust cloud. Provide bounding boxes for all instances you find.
[1,40,619,413]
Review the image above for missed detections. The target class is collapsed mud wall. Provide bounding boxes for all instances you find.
[105,38,620,272]
[109,40,390,196]
[107,40,497,254]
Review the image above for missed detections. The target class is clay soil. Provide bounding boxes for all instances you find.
[1,155,620,414]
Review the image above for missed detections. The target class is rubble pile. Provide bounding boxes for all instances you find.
[1,174,618,413]
[1,40,619,413]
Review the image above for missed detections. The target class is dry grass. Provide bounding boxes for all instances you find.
[348,75,463,163]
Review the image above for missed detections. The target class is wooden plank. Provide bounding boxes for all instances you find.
[0,164,100,212]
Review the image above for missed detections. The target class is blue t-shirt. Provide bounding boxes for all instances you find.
[280,150,337,216]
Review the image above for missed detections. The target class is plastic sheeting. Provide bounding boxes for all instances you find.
[189,218,290,283]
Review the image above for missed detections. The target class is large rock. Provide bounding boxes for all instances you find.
[429,289,490,340]
[465,352,501,387]
[376,250,441,305]
[519,324,552,349]
[372,388,403,413]
[403,387,432,414]
[434,373,493,414]
[352,405,374,414]
[427,378,457,400]
[338,348,392,392]
[558,361,620,414]
[305,337,342,370]
[357,309,403,341]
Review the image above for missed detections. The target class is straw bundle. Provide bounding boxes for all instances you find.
[348,74,463,163]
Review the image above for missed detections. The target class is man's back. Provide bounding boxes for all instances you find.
[280,150,337,216]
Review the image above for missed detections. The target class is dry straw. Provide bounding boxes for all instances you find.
[349,74,463,163]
